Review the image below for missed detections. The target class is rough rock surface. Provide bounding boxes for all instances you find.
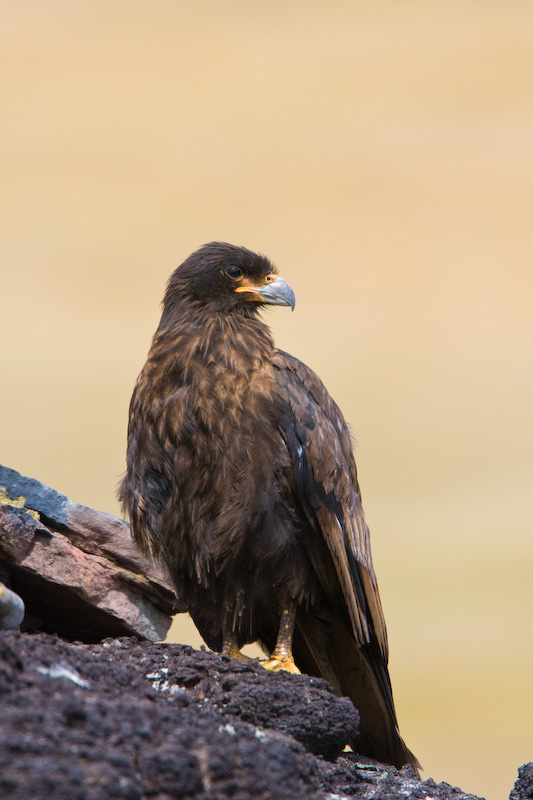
[1,467,530,798]
[0,580,25,629]
[511,763,533,800]
[0,465,177,642]
[1,629,505,800]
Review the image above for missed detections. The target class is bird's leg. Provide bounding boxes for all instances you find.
[220,629,252,661]
[261,601,300,674]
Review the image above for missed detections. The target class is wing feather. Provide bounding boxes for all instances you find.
[273,349,388,657]
[273,349,420,773]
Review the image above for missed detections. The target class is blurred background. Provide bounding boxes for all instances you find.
[1,2,532,797]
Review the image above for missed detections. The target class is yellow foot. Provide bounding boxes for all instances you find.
[260,656,300,675]
[230,651,255,661]
[221,643,255,661]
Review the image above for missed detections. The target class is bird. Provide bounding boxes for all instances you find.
[119,242,419,772]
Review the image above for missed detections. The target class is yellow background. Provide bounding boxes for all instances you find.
[2,3,532,798]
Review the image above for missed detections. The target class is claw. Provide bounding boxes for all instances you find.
[261,655,300,674]
[221,639,252,660]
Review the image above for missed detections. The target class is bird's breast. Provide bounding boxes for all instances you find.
[127,318,293,588]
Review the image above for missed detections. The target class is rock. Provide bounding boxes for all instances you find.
[0,632,337,800]
[0,582,25,629]
[139,642,360,761]
[0,465,177,642]
[511,763,533,800]
[0,630,494,800]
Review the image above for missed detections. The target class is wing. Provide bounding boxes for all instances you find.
[273,349,387,655]
[272,349,419,771]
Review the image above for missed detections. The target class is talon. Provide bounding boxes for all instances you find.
[261,656,300,674]
[230,650,255,661]
[221,641,251,660]
[221,633,257,661]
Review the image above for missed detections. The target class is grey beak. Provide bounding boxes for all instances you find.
[255,277,295,310]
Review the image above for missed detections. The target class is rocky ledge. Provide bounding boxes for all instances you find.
[0,465,177,642]
[1,466,531,799]
[4,629,525,800]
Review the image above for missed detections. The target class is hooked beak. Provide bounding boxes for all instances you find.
[235,276,295,310]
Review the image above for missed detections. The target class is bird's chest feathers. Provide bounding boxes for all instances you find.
[192,354,272,435]
[152,316,281,529]
[170,318,276,437]
[153,320,284,576]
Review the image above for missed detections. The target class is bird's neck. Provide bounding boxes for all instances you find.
[150,304,276,384]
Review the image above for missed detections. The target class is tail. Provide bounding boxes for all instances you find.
[292,609,421,775]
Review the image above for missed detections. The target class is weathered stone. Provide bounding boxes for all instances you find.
[0,465,177,642]
[0,630,495,800]
[0,581,25,629]
[511,763,533,800]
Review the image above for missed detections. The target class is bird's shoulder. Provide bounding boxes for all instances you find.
[272,349,357,495]
[272,348,335,403]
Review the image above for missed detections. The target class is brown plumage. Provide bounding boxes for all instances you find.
[119,242,419,772]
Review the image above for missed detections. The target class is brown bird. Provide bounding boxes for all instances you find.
[119,242,419,772]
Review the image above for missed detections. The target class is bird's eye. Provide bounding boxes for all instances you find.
[224,266,243,280]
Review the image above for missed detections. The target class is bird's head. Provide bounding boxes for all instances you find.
[161,242,295,321]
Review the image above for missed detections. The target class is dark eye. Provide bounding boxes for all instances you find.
[225,266,243,280]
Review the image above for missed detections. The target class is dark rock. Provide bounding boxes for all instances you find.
[136,642,359,760]
[511,764,533,800]
[0,465,177,642]
[0,465,71,527]
[0,631,328,800]
[0,630,498,799]
[319,756,483,799]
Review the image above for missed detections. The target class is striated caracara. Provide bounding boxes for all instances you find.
[119,242,419,772]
